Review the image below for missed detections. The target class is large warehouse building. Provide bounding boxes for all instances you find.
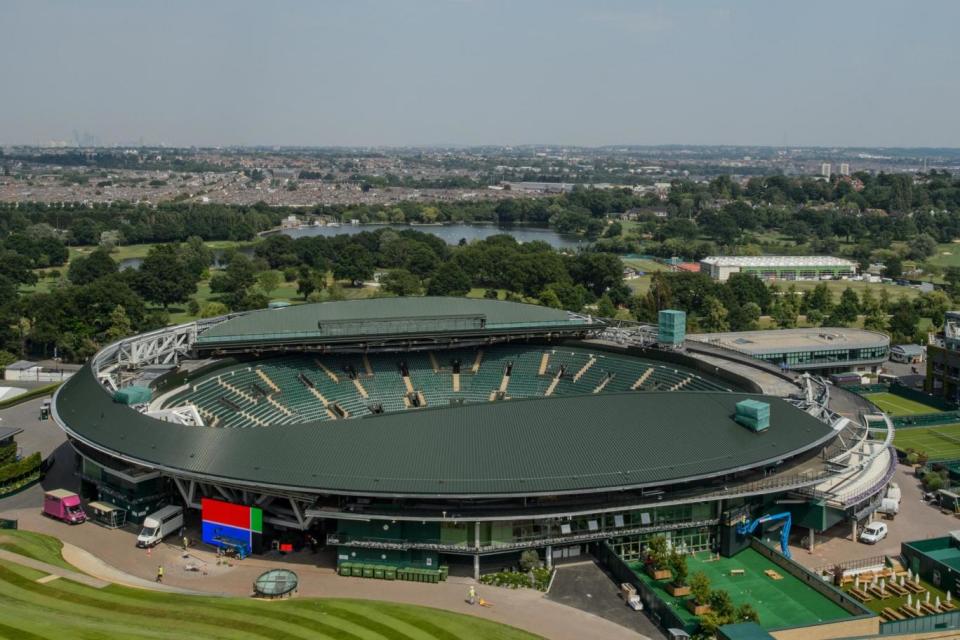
[52,299,894,593]
[699,256,858,282]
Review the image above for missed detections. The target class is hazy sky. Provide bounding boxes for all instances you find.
[2,0,958,147]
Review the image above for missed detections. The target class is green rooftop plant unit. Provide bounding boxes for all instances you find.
[113,385,153,405]
[735,399,769,432]
[658,309,686,346]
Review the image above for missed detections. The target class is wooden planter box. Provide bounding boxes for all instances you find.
[686,600,711,615]
[666,584,691,597]
[646,567,672,581]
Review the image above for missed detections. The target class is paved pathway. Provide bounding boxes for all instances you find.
[0,547,108,588]
[0,506,648,640]
[61,542,215,595]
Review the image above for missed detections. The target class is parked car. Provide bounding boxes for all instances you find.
[859,522,888,544]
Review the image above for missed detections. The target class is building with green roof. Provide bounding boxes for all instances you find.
[53,297,895,618]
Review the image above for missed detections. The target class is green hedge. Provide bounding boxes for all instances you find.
[0,382,60,410]
[0,443,15,466]
[0,452,41,484]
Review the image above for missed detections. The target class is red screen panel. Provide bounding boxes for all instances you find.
[201,497,250,529]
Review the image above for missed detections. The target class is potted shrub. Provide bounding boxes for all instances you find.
[666,550,690,597]
[686,571,712,615]
[644,535,672,581]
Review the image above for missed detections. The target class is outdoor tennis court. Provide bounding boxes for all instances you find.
[633,548,852,630]
[893,423,960,458]
[863,392,943,416]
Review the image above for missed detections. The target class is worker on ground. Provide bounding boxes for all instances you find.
[468,585,476,605]
[156,565,164,583]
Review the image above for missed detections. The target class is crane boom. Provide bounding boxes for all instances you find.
[736,512,792,560]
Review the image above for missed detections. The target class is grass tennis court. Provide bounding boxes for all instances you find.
[893,423,960,458]
[0,532,540,640]
[632,548,852,630]
[863,392,943,416]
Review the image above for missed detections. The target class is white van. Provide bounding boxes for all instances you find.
[136,505,184,548]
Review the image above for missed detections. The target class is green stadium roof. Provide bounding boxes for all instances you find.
[55,364,836,498]
[196,298,595,348]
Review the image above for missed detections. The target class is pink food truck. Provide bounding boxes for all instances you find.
[43,489,86,524]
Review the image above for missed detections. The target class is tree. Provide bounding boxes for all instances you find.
[884,257,903,279]
[297,267,326,300]
[519,549,540,573]
[596,294,617,318]
[826,287,860,326]
[668,550,688,587]
[427,262,472,297]
[568,253,624,297]
[728,301,761,331]
[803,282,833,317]
[104,305,132,342]
[736,603,760,623]
[689,571,711,605]
[888,296,920,344]
[200,301,230,318]
[333,244,376,284]
[907,233,938,261]
[135,244,196,308]
[381,269,422,296]
[68,248,117,285]
[773,291,799,329]
[699,296,729,332]
[538,288,562,309]
[257,270,282,296]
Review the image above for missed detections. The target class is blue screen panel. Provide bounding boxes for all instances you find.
[202,521,251,549]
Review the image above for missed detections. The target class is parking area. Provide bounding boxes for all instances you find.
[790,464,960,571]
[547,560,665,639]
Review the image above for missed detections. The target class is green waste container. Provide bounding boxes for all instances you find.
[411,568,422,582]
[439,566,449,581]
[374,566,385,579]
[363,565,374,578]
[385,567,396,580]
[429,570,438,584]
[351,564,364,577]
[339,562,352,577]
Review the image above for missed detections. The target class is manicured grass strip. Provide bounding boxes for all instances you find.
[894,423,960,458]
[0,531,74,570]
[0,528,542,640]
[863,392,943,416]
[0,620,49,640]
[0,564,308,640]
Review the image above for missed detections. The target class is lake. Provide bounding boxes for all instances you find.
[277,223,586,249]
[119,224,586,270]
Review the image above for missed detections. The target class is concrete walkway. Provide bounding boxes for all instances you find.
[60,542,216,595]
[0,548,108,588]
[0,507,648,640]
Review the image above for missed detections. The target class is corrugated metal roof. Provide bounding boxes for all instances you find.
[197,298,589,346]
[55,364,835,497]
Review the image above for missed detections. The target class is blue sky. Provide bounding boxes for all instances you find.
[2,0,958,147]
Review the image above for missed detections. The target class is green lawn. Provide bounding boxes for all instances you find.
[632,548,852,630]
[0,531,73,571]
[0,532,540,640]
[841,574,948,616]
[863,393,944,416]
[926,243,960,270]
[893,423,960,458]
[620,258,667,273]
[783,279,919,302]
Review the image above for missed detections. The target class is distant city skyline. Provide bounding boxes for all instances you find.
[2,0,958,148]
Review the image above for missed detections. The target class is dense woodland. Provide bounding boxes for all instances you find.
[2,172,960,364]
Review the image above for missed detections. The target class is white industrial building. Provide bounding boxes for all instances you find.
[699,256,858,282]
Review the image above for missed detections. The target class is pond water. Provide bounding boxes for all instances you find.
[278,223,586,249]
[119,224,587,270]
